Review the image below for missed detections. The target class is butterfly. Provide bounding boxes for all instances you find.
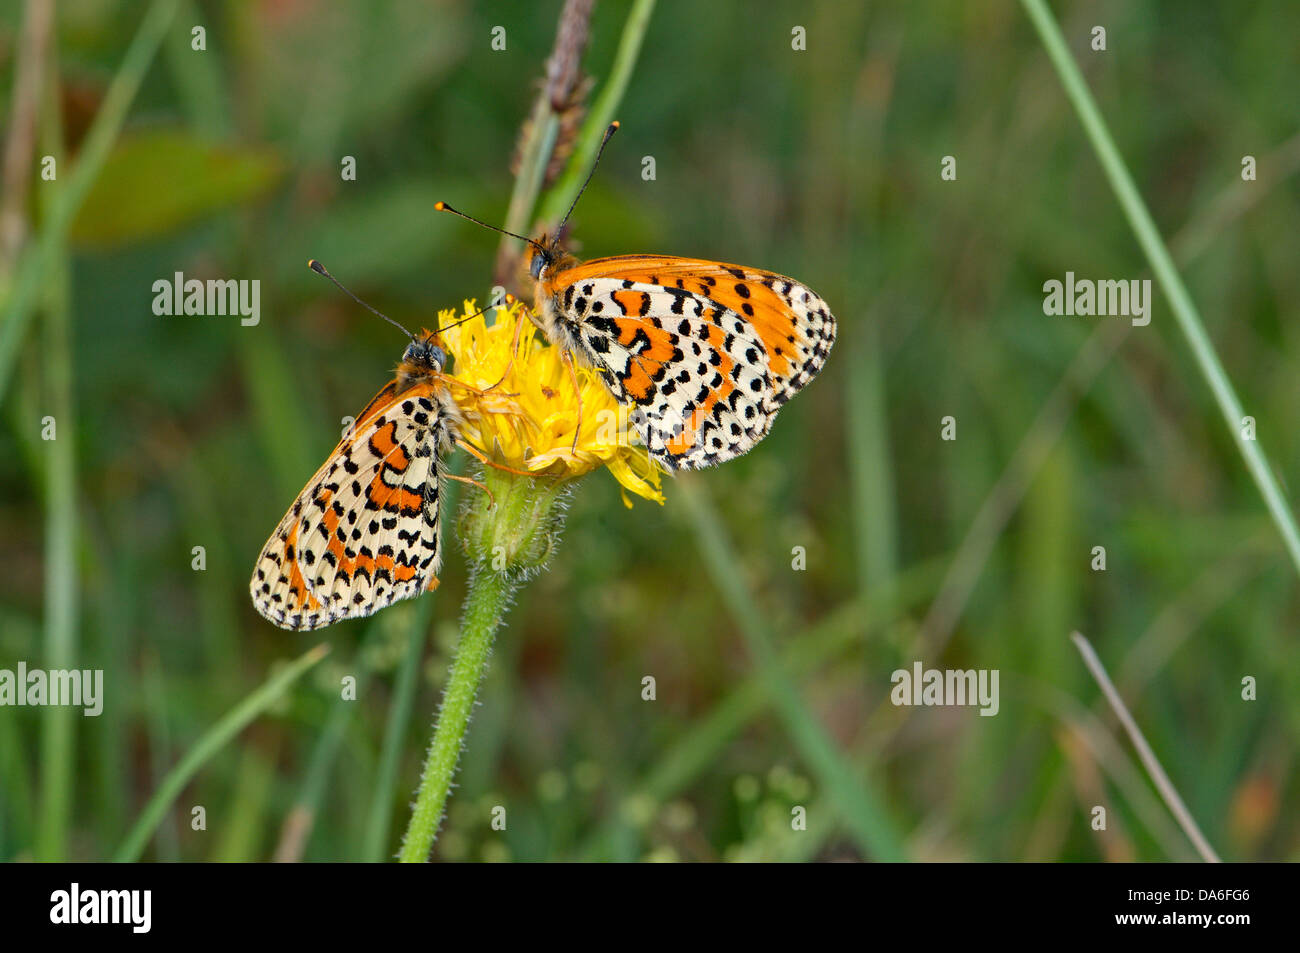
[250,261,505,631]
[435,122,836,471]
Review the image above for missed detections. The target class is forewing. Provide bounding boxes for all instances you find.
[556,256,835,405]
[566,279,774,469]
[250,387,446,630]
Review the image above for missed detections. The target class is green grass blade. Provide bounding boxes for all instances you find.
[0,621,38,857]
[535,0,656,225]
[576,557,946,859]
[1020,0,1300,579]
[847,323,898,593]
[274,625,388,863]
[112,643,329,862]
[362,599,434,861]
[211,748,276,862]
[675,480,907,861]
[1071,632,1221,862]
[141,650,181,862]
[165,0,232,136]
[34,76,76,862]
[273,688,358,863]
[0,0,179,403]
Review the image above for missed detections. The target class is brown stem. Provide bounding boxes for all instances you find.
[0,0,55,275]
[492,0,595,288]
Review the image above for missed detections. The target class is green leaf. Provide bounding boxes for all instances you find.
[70,129,282,247]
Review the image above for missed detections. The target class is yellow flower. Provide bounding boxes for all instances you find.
[438,298,665,506]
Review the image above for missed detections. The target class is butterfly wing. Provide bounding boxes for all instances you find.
[559,280,774,469]
[250,385,448,630]
[553,255,836,407]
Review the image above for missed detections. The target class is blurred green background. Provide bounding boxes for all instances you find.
[1,0,1298,862]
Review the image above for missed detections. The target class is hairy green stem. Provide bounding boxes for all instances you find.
[398,568,515,862]
[399,466,568,861]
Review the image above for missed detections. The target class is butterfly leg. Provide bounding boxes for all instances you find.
[426,575,441,592]
[455,438,536,477]
[436,373,517,400]
[444,471,496,507]
[560,347,582,454]
[480,308,526,395]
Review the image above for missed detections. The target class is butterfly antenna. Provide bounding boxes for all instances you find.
[433,202,548,254]
[437,296,512,334]
[307,259,416,342]
[556,120,619,238]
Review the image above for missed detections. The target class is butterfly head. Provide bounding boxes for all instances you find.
[402,330,447,375]
[528,236,563,281]
[528,244,551,280]
[528,234,581,287]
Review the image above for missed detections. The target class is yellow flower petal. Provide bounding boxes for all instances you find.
[439,299,665,504]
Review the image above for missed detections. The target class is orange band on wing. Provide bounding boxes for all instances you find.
[315,485,421,585]
[551,256,808,380]
[366,421,423,514]
[606,317,687,403]
[673,324,737,455]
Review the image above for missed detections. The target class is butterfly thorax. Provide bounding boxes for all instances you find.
[532,252,584,353]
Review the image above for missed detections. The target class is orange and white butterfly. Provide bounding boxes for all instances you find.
[250,262,493,631]
[436,122,836,471]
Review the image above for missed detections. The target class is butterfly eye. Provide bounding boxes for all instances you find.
[429,345,446,369]
[530,252,545,280]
